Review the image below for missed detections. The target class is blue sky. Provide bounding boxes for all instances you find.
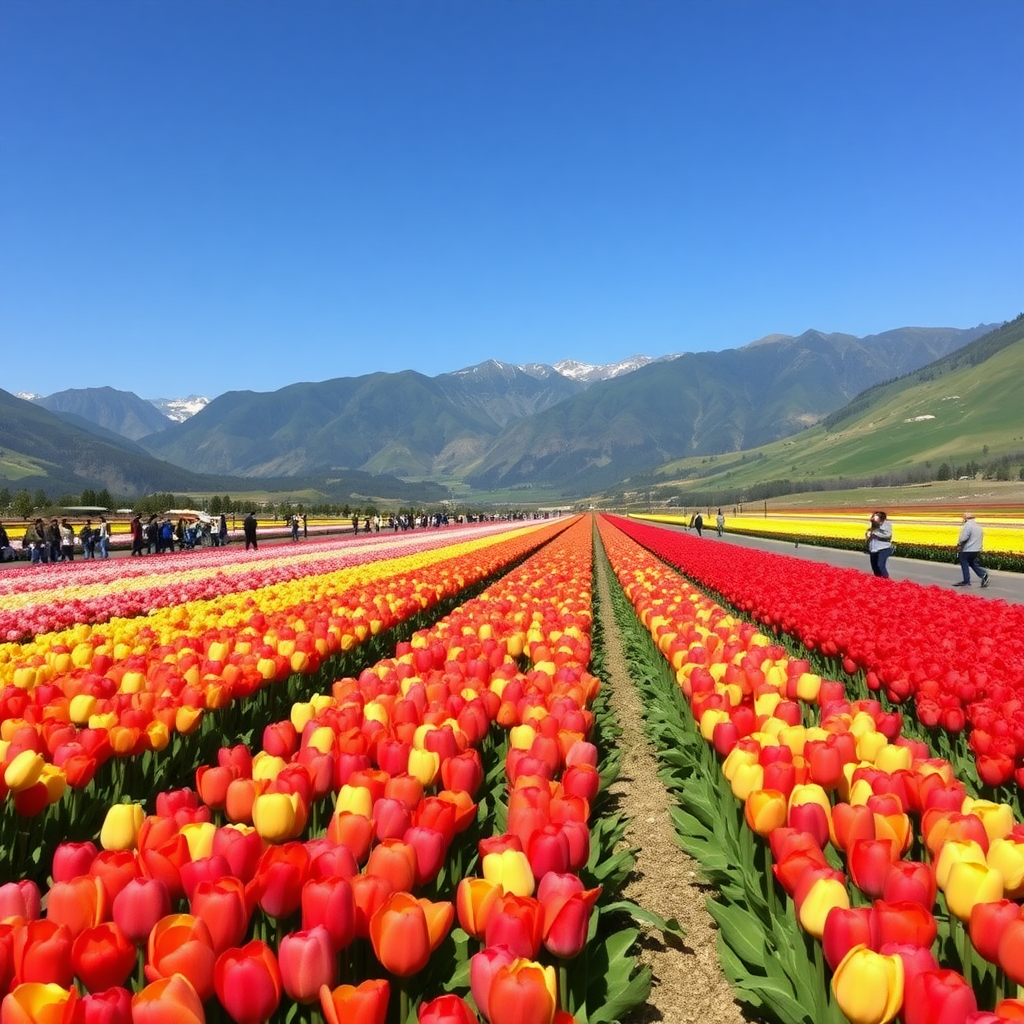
[2,1,1021,401]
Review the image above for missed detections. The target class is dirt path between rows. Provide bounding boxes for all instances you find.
[594,553,751,1024]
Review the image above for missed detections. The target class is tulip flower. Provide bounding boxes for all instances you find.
[99,804,145,852]
[252,791,306,843]
[405,825,448,886]
[848,839,896,900]
[45,876,106,939]
[111,877,171,947]
[255,842,310,920]
[997,916,1024,985]
[484,894,545,960]
[51,842,99,883]
[822,906,873,971]
[144,913,217,1001]
[488,959,557,1024]
[71,923,135,992]
[132,974,206,1024]
[988,837,1024,898]
[301,875,356,953]
[793,868,849,939]
[970,899,1020,964]
[214,939,282,1024]
[870,900,938,950]
[537,873,601,959]
[744,789,787,837]
[482,849,536,898]
[75,986,132,1024]
[277,925,336,1004]
[0,982,78,1024]
[456,877,503,940]
[944,860,1005,922]
[368,892,453,976]
[189,876,254,955]
[878,942,938,1001]
[831,945,904,1024]
[211,824,264,882]
[12,920,74,989]
[881,860,937,909]
[902,969,977,1024]
[418,994,480,1024]
[0,881,41,922]
[365,840,417,894]
[351,874,394,939]
[320,978,389,1024]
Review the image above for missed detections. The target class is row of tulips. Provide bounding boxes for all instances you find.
[0,516,648,1023]
[609,515,1024,797]
[0,521,571,822]
[0,523,523,642]
[597,514,1024,1024]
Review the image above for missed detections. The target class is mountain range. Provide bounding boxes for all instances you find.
[4,323,1001,500]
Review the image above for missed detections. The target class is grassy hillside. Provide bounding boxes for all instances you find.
[641,316,1024,499]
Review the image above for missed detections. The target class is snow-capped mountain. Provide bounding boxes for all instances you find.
[148,396,210,422]
[15,392,43,402]
[552,355,656,384]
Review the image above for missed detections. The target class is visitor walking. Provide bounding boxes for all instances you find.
[954,512,989,588]
[865,510,894,578]
[716,509,725,537]
[693,512,704,537]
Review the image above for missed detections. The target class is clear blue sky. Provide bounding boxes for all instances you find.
[2,1,1022,401]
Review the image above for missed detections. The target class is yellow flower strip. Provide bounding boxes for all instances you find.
[638,511,1023,554]
[0,521,557,692]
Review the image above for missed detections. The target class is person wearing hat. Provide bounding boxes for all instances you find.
[954,512,989,588]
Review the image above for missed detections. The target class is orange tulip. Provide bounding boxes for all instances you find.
[144,913,217,1001]
[0,983,78,1024]
[456,877,503,940]
[368,892,453,976]
[488,959,557,1024]
[132,974,206,1024]
[70,922,135,992]
[319,978,389,1024]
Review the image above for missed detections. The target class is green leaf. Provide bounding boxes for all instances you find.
[706,900,768,969]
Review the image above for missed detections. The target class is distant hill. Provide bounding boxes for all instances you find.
[464,325,996,493]
[0,390,446,504]
[635,316,1024,500]
[37,386,173,441]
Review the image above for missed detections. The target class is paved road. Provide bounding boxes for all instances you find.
[650,522,1024,607]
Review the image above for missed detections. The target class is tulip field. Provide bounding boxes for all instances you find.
[3,510,1024,1023]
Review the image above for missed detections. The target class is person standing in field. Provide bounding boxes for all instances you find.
[954,512,989,588]
[59,518,75,561]
[243,511,258,551]
[130,514,144,556]
[98,515,110,558]
[716,509,725,537]
[865,510,894,578]
[693,512,704,537]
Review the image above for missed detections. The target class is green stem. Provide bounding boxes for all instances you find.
[399,976,410,1024]
[559,958,571,1014]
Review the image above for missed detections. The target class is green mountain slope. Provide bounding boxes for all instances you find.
[642,316,1024,496]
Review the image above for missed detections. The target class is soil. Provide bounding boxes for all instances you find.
[594,554,752,1024]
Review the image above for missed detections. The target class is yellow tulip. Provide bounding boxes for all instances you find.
[4,749,44,792]
[100,803,145,851]
[408,747,441,787]
[987,837,1024,897]
[252,791,302,843]
[831,945,904,1024]
[962,798,1014,843]
[482,849,536,897]
[179,821,217,860]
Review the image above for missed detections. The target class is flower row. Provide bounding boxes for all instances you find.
[1,516,622,1023]
[0,523,520,642]
[597,514,1024,1024]
[0,521,571,814]
[611,515,1024,791]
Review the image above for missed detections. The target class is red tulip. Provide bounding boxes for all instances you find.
[319,978,389,1024]
[210,825,264,882]
[307,839,359,881]
[526,825,571,881]
[71,923,135,992]
[326,811,374,863]
[45,876,106,939]
[51,843,99,883]
[368,892,453,976]
[301,876,356,953]
[484,894,544,960]
[278,925,336,1004]
[111,877,171,947]
[0,881,41,922]
[404,826,448,886]
[878,942,939,1000]
[870,900,938,951]
[190,876,254,955]
[848,839,896,900]
[822,906,873,972]
[75,986,132,1024]
[881,860,937,910]
[470,945,516,1023]
[997,916,1024,985]
[418,993,480,1024]
[214,939,282,1024]
[970,899,1020,965]
[12,920,74,988]
[351,874,394,939]
[255,842,310,920]
[902,968,977,1024]
[537,873,601,959]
